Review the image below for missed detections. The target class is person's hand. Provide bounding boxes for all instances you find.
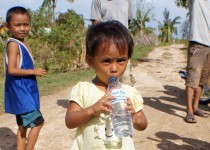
[91,92,114,116]
[34,68,46,77]
[125,97,136,115]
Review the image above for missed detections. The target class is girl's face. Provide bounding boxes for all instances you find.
[88,44,129,85]
[6,13,30,41]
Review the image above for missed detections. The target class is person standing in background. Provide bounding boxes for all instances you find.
[90,0,135,86]
[184,0,210,123]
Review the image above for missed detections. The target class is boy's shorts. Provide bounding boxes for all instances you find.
[16,110,44,128]
[186,42,210,88]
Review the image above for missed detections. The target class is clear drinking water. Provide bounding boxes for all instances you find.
[111,99,133,138]
[108,77,133,138]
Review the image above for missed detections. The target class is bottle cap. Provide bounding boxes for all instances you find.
[108,77,117,83]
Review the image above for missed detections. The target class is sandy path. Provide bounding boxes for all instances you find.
[0,44,210,150]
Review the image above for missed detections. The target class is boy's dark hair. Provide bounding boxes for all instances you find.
[86,20,134,58]
[6,6,30,23]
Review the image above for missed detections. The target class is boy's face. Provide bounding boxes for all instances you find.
[88,44,129,85]
[6,13,30,41]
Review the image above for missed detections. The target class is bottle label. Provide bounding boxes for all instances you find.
[110,89,126,104]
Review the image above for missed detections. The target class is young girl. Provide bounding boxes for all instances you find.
[65,20,147,150]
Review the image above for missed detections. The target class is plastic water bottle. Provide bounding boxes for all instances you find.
[108,77,133,138]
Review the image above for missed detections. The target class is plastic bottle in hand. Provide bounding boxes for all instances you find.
[108,77,133,138]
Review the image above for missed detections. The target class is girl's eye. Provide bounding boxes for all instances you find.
[118,58,126,63]
[103,59,111,63]
[24,23,30,27]
[14,24,21,27]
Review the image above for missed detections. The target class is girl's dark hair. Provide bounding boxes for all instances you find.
[6,6,30,23]
[86,20,134,58]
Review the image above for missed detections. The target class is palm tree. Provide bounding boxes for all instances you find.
[40,0,74,24]
[158,8,181,43]
[175,0,188,8]
[39,0,55,25]
[130,7,151,36]
[130,0,153,36]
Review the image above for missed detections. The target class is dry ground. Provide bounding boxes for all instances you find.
[1,44,210,150]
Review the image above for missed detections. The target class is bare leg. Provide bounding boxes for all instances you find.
[186,85,209,120]
[25,123,44,150]
[186,86,194,114]
[193,85,203,112]
[17,126,27,150]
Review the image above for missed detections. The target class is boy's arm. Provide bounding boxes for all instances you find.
[7,41,46,77]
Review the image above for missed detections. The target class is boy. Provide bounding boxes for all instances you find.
[4,6,46,149]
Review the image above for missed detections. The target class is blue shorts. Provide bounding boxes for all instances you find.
[16,110,44,128]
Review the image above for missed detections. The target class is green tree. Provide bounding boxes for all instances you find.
[158,8,181,43]
[28,7,85,73]
[175,0,188,8]
[46,9,85,72]
[130,0,154,36]
[40,0,75,25]
[39,0,56,25]
[1,1,85,73]
[180,20,189,40]
[175,0,189,40]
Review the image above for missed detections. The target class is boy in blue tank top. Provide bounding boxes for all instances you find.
[4,6,46,149]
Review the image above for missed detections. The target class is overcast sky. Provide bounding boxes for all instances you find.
[0,0,188,37]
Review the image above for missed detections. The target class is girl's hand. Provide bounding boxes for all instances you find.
[91,92,115,116]
[125,97,136,115]
[34,68,46,77]
[125,97,148,131]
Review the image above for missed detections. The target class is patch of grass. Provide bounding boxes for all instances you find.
[0,77,4,114]
[131,45,155,63]
[37,69,94,96]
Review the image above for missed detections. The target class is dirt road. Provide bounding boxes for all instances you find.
[1,44,210,150]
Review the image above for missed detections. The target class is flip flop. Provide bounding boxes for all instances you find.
[194,109,209,118]
[184,114,197,123]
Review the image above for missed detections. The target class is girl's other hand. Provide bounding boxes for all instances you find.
[125,97,136,115]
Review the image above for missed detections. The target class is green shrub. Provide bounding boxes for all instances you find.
[28,9,86,73]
